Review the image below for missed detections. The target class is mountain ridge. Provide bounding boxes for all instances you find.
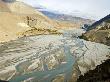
[87,14,110,31]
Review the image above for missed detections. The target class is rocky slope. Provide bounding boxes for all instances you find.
[81,14,110,46]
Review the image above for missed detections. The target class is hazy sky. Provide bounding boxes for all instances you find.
[22,0,110,20]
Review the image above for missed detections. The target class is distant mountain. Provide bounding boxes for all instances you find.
[81,14,110,46]
[41,11,84,21]
[39,10,95,29]
[34,8,95,29]
[34,6,94,25]
[40,10,94,25]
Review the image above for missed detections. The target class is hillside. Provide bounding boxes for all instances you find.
[0,12,30,42]
[6,1,47,15]
[81,14,110,46]
[0,1,60,43]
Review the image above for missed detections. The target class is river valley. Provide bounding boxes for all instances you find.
[0,29,109,82]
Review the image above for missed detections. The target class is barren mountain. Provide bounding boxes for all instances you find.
[0,1,61,43]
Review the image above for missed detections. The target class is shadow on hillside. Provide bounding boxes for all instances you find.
[77,59,110,82]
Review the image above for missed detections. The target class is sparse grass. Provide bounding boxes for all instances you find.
[18,28,62,37]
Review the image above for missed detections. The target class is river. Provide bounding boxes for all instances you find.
[0,29,109,82]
